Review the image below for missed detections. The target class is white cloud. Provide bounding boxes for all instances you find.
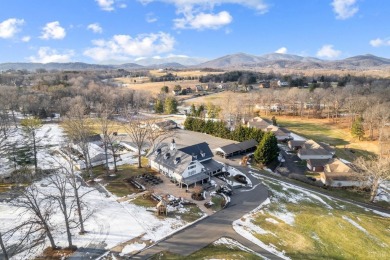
[21,36,31,42]
[0,18,24,39]
[95,0,115,11]
[40,21,66,40]
[332,0,358,20]
[174,11,232,30]
[146,13,158,23]
[370,37,390,47]
[87,23,103,34]
[316,44,341,59]
[28,47,74,63]
[95,0,127,11]
[167,54,189,58]
[141,0,268,30]
[83,32,175,61]
[275,47,287,54]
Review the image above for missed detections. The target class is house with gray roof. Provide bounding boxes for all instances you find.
[295,139,335,160]
[149,140,223,188]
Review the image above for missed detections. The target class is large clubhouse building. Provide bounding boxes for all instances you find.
[149,140,223,189]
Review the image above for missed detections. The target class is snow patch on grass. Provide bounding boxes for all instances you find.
[342,216,369,235]
[213,237,267,259]
[120,242,146,256]
[265,218,279,224]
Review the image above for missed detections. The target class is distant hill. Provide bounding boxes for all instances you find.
[0,62,117,71]
[135,56,207,66]
[197,53,390,70]
[1,53,389,72]
[197,53,265,68]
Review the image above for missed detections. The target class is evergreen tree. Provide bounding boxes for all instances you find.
[271,116,277,126]
[254,132,279,165]
[351,116,365,141]
[154,99,164,114]
[190,104,196,116]
[164,97,178,114]
[184,117,194,130]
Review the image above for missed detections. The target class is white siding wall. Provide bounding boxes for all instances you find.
[330,180,363,187]
[298,153,333,160]
[182,161,204,178]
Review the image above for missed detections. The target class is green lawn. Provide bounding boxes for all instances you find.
[247,177,390,260]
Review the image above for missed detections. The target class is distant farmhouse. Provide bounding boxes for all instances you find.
[149,140,223,189]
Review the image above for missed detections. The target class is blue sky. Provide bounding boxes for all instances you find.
[0,0,389,63]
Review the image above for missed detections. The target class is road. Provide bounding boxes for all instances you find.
[132,172,283,259]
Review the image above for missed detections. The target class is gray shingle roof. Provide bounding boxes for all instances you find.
[218,143,242,155]
[178,142,213,161]
[237,139,258,150]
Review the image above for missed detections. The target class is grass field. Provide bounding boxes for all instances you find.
[242,175,390,260]
[115,78,200,96]
[268,116,379,161]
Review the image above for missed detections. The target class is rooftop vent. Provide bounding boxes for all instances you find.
[174,157,181,165]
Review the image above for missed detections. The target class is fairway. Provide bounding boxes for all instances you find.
[239,175,390,260]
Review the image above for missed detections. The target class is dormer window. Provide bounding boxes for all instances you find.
[200,151,206,157]
[156,148,161,155]
[164,153,170,160]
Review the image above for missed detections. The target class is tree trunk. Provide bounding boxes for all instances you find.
[32,131,38,174]
[11,110,17,129]
[73,185,85,234]
[103,142,109,174]
[0,232,9,260]
[138,150,142,168]
[369,179,380,203]
[61,198,73,248]
[112,150,118,172]
[43,222,57,249]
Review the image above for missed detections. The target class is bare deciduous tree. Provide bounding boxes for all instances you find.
[63,102,94,177]
[20,117,43,174]
[12,184,58,250]
[355,156,390,202]
[47,173,75,248]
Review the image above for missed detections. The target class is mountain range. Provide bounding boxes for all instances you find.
[1,53,390,71]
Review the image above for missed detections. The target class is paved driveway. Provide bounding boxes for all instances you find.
[133,169,283,259]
